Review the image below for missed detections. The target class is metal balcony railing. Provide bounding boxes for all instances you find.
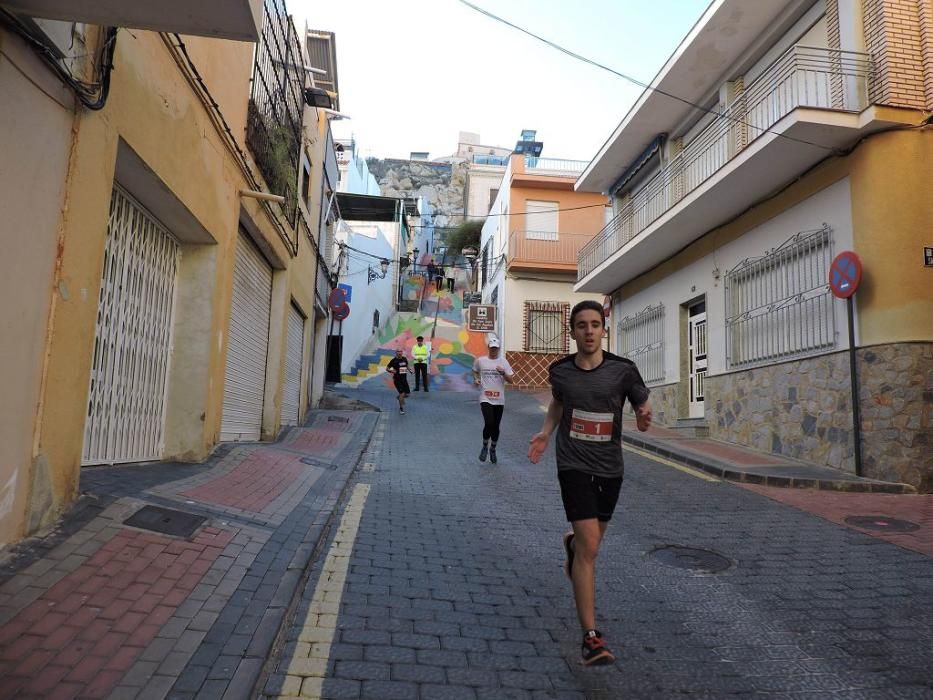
[509,231,593,267]
[578,45,873,281]
[524,156,589,173]
[246,0,305,230]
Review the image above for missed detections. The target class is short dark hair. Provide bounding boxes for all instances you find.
[416,336,424,341]
[570,299,605,328]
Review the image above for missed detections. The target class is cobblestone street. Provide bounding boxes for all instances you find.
[262,390,933,699]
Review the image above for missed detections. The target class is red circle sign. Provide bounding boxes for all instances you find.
[332,302,350,321]
[829,251,862,299]
[328,287,347,312]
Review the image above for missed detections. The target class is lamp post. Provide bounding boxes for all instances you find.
[367,258,390,285]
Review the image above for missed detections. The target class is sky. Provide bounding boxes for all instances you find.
[293,0,709,163]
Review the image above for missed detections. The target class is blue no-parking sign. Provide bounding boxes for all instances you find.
[829,251,862,299]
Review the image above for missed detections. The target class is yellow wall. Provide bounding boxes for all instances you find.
[848,128,933,344]
[15,28,301,541]
[0,29,77,544]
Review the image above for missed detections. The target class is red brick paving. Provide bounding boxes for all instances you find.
[0,526,233,699]
[288,430,349,454]
[677,439,791,466]
[741,484,933,556]
[181,448,306,511]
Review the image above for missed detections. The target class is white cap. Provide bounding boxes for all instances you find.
[487,336,500,348]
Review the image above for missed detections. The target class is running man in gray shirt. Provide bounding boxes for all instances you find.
[528,300,652,666]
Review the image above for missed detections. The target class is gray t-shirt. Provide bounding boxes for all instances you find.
[548,352,650,478]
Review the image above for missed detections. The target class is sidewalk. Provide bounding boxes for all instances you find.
[619,417,916,493]
[0,404,379,699]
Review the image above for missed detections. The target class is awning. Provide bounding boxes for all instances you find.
[335,192,403,222]
[609,133,665,196]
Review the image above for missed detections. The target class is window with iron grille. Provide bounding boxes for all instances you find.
[725,226,835,368]
[247,0,305,227]
[525,302,569,353]
[618,304,665,384]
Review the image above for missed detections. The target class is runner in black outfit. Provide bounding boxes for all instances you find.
[528,300,652,666]
[386,347,412,414]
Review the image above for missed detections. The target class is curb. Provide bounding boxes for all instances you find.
[243,409,380,700]
[622,433,917,494]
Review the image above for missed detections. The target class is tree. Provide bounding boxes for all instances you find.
[443,219,483,256]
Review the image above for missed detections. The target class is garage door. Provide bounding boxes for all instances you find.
[281,304,304,426]
[220,232,272,441]
[83,186,179,465]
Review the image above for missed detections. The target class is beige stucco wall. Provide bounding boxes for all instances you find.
[502,277,605,353]
[0,29,77,545]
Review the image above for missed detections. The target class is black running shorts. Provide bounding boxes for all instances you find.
[393,375,411,396]
[557,470,623,523]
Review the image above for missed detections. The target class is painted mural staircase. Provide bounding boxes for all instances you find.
[339,265,487,391]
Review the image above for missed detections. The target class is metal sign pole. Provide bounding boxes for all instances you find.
[846,296,863,477]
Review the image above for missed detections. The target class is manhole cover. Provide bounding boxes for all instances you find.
[845,515,920,533]
[327,416,350,423]
[300,457,337,470]
[649,545,732,574]
[124,506,206,537]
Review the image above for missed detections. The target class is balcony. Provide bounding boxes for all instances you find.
[509,231,592,273]
[576,45,896,292]
[472,153,510,166]
[2,0,262,41]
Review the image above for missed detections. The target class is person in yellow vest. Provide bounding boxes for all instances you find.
[413,335,430,392]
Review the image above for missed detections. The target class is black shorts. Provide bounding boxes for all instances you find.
[393,376,411,395]
[557,470,623,523]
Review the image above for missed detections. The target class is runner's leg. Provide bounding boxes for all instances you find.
[569,519,608,632]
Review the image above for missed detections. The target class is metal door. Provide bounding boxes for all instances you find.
[688,301,708,418]
[220,233,272,441]
[281,303,304,426]
[83,186,179,465]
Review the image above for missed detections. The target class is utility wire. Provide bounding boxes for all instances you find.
[457,0,838,153]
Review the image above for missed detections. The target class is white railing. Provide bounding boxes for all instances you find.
[524,156,590,173]
[578,45,872,281]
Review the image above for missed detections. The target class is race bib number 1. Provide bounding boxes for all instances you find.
[570,409,613,442]
[484,390,501,399]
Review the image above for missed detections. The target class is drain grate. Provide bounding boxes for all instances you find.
[327,416,350,423]
[649,545,732,574]
[300,457,337,470]
[845,515,920,533]
[124,505,206,538]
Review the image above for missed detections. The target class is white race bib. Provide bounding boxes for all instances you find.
[569,409,613,442]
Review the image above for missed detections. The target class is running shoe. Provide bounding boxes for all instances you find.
[562,532,575,580]
[489,447,497,464]
[581,629,615,666]
[478,445,488,462]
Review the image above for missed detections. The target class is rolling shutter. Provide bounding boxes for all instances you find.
[220,232,272,441]
[281,303,304,426]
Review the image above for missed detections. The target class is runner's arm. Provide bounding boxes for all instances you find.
[528,398,562,463]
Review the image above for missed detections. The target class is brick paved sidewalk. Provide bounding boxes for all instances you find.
[0,408,378,699]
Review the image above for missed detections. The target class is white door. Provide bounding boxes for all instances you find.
[83,186,179,465]
[221,233,272,441]
[688,301,708,418]
[281,303,304,427]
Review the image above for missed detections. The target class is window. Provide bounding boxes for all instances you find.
[301,162,311,209]
[524,302,569,353]
[481,241,489,288]
[725,226,835,368]
[618,303,665,384]
[524,200,558,239]
[490,285,498,305]
[488,188,499,212]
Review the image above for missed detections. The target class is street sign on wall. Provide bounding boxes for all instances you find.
[829,251,862,299]
[924,246,933,267]
[337,283,353,303]
[467,304,497,332]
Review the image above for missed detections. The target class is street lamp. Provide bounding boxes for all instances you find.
[367,258,390,285]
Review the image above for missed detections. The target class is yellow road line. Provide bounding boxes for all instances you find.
[279,483,370,698]
[623,444,720,482]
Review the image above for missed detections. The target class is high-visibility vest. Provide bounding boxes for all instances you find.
[413,344,428,363]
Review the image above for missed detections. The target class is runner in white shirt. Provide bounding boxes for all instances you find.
[471,335,514,464]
